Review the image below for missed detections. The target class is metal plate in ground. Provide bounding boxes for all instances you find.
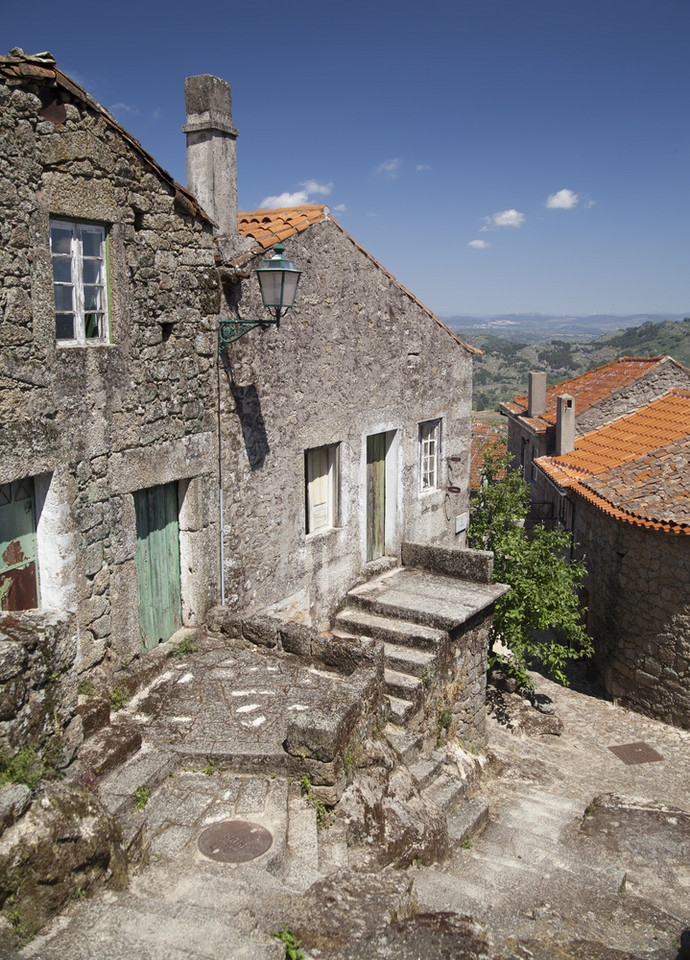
[197,820,273,863]
[608,742,664,765]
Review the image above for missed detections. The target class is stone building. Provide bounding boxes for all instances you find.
[0,55,499,762]
[0,50,221,752]
[500,357,690,518]
[181,75,482,626]
[535,390,690,728]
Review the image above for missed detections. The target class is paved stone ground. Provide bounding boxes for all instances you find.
[413,666,690,958]
[123,636,353,768]
[19,656,690,960]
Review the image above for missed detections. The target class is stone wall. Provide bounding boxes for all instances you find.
[0,66,220,680]
[218,219,475,624]
[573,500,690,729]
[0,610,79,765]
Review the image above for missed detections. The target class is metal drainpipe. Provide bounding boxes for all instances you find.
[217,346,225,606]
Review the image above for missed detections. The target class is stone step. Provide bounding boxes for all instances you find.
[384,667,422,702]
[347,568,508,637]
[23,888,283,960]
[386,694,416,726]
[407,752,446,790]
[383,642,436,678]
[99,744,177,819]
[286,786,320,891]
[317,817,350,877]
[333,606,445,652]
[77,719,142,779]
[382,724,423,764]
[424,770,469,812]
[447,798,490,848]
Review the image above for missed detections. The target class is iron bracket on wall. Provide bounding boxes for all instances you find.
[218,315,279,350]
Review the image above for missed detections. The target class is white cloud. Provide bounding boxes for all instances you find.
[375,158,401,178]
[332,203,347,213]
[260,178,336,209]
[546,188,579,209]
[482,209,525,229]
[110,102,139,115]
[468,240,490,249]
[300,179,333,196]
[260,190,309,208]
[416,163,431,172]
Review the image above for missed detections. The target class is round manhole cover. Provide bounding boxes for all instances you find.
[197,820,273,863]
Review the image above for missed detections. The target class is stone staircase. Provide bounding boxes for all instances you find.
[26,727,489,960]
[333,603,444,724]
[331,564,507,733]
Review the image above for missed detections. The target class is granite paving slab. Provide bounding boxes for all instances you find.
[121,637,353,769]
[349,567,509,631]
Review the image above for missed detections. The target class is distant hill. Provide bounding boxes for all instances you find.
[466,316,690,412]
[445,313,688,344]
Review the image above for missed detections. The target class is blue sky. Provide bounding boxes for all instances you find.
[3,0,688,317]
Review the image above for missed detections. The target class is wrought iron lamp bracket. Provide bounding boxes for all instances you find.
[218,312,281,350]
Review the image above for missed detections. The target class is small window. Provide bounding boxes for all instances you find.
[50,220,109,343]
[419,419,441,492]
[305,444,339,534]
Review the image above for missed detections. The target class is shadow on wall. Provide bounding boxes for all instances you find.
[221,355,269,470]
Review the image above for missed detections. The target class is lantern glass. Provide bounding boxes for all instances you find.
[255,244,302,314]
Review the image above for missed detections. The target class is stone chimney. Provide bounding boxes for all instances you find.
[556,394,575,455]
[527,371,546,417]
[183,74,242,243]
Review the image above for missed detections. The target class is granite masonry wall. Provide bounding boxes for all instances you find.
[574,500,689,729]
[218,218,475,625]
[0,65,221,692]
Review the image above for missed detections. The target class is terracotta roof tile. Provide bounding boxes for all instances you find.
[238,206,328,247]
[501,357,670,423]
[470,420,507,490]
[235,206,481,356]
[536,390,690,533]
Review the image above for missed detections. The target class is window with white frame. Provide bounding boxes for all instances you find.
[305,444,339,534]
[419,419,441,492]
[50,220,109,343]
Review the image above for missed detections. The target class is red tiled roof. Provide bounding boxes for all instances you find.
[0,48,212,224]
[501,357,668,424]
[470,420,507,490]
[235,206,481,355]
[238,206,328,248]
[537,390,690,533]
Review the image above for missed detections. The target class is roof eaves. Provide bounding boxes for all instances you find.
[0,49,213,226]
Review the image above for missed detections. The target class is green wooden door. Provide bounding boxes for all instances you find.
[0,479,39,611]
[366,433,386,562]
[134,483,182,653]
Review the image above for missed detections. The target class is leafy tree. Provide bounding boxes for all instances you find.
[468,439,592,688]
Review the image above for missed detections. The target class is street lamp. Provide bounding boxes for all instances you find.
[219,244,302,349]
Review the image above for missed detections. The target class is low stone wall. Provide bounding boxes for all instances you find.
[401,542,494,584]
[0,610,80,766]
[574,501,690,729]
[413,610,491,749]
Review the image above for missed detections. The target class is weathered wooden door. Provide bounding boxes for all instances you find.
[366,433,386,562]
[0,479,39,611]
[134,483,182,653]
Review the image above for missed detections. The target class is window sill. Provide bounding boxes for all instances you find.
[56,341,113,349]
[305,525,342,542]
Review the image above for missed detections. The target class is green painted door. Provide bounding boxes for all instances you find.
[0,479,39,611]
[134,483,182,653]
[366,433,386,562]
